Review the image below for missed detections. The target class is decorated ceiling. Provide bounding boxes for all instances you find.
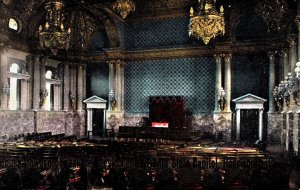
[0,0,298,57]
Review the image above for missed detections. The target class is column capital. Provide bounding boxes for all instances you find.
[78,62,87,70]
[214,54,223,62]
[279,50,288,58]
[107,60,125,65]
[224,53,232,63]
[68,62,78,69]
[268,51,276,63]
[295,14,300,30]
[287,34,297,46]
[26,54,35,63]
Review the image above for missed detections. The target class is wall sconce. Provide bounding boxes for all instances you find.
[40,88,48,107]
[2,83,9,96]
[294,62,300,105]
[218,87,226,111]
[109,90,117,111]
[273,85,284,111]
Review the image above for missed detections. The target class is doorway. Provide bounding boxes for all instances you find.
[92,109,104,136]
[240,109,259,142]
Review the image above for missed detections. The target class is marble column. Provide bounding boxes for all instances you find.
[0,48,9,110]
[286,113,290,151]
[287,35,297,73]
[108,61,115,111]
[280,50,288,84]
[87,108,93,136]
[82,64,87,108]
[280,113,285,145]
[53,84,61,111]
[39,56,46,110]
[296,14,300,62]
[115,62,121,111]
[77,64,83,110]
[120,62,125,111]
[26,55,34,109]
[116,61,125,111]
[236,108,241,141]
[259,108,264,141]
[33,56,41,110]
[63,63,70,111]
[21,79,28,110]
[224,54,232,112]
[268,52,276,113]
[293,113,299,154]
[103,109,106,137]
[214,54,222,112]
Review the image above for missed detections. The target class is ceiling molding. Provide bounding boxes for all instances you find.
[65,41,286,62]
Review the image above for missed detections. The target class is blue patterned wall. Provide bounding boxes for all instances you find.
[232,54,269,110]
[124,57,216,114]
[123,17,191,50]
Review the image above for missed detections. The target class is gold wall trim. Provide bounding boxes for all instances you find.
[66,41,285,63]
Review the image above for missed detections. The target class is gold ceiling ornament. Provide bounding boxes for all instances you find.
[188,0,225,45]
[38,0,71,55]
[113,0,136,19]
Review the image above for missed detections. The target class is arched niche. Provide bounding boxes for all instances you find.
[232,93,267,142]
[83,95,107,137]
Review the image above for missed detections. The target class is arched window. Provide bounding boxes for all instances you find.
[9,63,20,110]
[45,70,53,111]
[8,18,18,31]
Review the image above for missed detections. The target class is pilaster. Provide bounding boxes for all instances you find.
[39,56,46,110]
[77,63,83,111]
[63,63,70,111]
[33,56,41,110]
[214,54,222,113]
[268,51,276,113]
[0,48,9,110]
[224,53,232,112]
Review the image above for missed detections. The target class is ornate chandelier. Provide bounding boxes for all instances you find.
[39,0,71,55]
[188,0,225,45]
[113,0,136,19]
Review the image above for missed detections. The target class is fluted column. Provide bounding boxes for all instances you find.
[63,63,70,110]
[87,108,93,136]
[296,13,300,62]
[287,35,297,73]
[259,108,264,140]
[293,113,299,154]
[280,50,288,82]
[121,62,125,111]
[268,52,276,113]
[39,56,46,110]
[82,64,87,109]
[115,62,121,111]
[69,63,76,110]
[77,64,83,110]
[0,48,9,110]
[108,61,115,111]
[286,113,290,151]
[26,55,34,109]
[236,108,241,141]
[214,54,222,112]
[53,84,61,111]
[21,79,28,110]
[33,56,41,110]
[115,61,125,111]
[224,54,232,112]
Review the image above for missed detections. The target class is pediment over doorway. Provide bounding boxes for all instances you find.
[83,95,107,109]
[232,94,267,110]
